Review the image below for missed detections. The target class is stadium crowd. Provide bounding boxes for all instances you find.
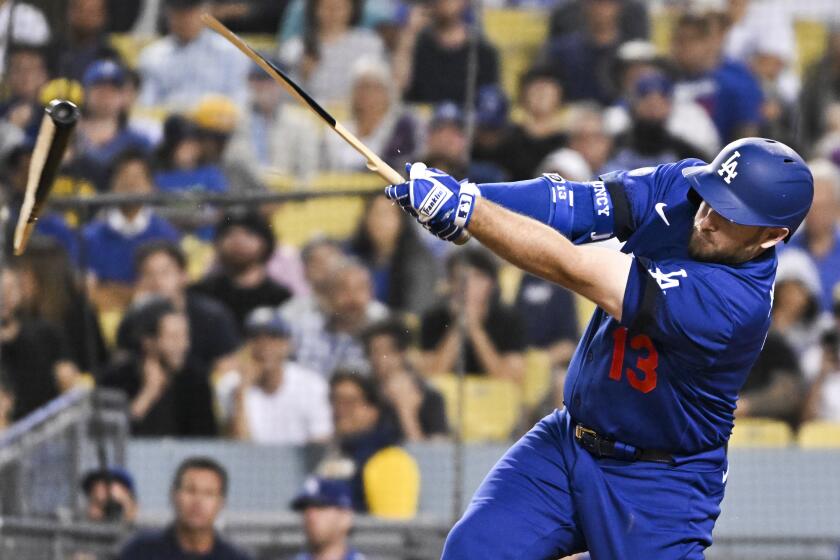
[1,0,840,555]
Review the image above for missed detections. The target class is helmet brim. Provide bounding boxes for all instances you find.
[681,165,784,229]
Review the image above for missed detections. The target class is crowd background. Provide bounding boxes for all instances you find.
[1,0,840,557]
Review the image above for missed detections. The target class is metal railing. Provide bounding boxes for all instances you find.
[0,389,128,518]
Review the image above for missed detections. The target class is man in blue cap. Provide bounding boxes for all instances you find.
[81,466,138,523]
[291,477,366,560]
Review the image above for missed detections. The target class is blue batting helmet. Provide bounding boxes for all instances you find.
[682,138,814,238]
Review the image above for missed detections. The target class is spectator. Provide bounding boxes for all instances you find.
[191,212,292,330]
[280,236,345,324]
[324,371,419,518]
[420,248,526,381]
[346,196,439,315]
[363,318,448,441]
[226,60,323,179]
[117,242,240,374]
[803,317,840,423]
[206,0,285,33]
[190,95,264,194]
[422,102,504,183]
[514,273,579,371]
[538,147,593,182]
[470,85,512,180]
[291,258,387,378]
[278,0,386,105]
[397,0,499,104]
[0,267,74,419]
[84,150,180,291]
[56,0,122,81]
[723,0,796,73]
[789,160,840,312]
[566,103,614,177]
[800,28,840,150]
[772,248,829,381]
[290,477,367,560]
[736,331,805,427]
[670,12,763,143]
[1,142,78,260]
[604,71,707,171]
[496,70,568,181]
[76,60,152,190]
[153,115,227,236]
[0,2,50,76]
[16,238,109,374]
[548,0,648,44]
[747,35,799,148]
[603,40,720,157]
[119,457,252,559]
[278,0,393,42]
[217,307,332,444]
[81,467,138,523]
[137,0,249,109]
[0,374,13,432]
[323,57,419,172]
[102,299,217,436]
[535,0,623,104]
[0,45,49,154]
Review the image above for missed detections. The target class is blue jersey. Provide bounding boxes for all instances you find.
[562,160,776,454]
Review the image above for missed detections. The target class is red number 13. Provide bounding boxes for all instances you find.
[609,327,658,393]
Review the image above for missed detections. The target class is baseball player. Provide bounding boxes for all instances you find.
[385,137,814,558]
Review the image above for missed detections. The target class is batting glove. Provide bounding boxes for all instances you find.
[384,163,481,242]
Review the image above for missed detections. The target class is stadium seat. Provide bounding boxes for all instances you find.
[363,446,420,520]
[483,9,548,100]
[523,348,552,408]
[271,194,367,247]
[497,264,523,305]
[181,235,216,282]
[794,20,828,75]
[797,421,840,448]
[728,417,793,448]
[430,374,522,442]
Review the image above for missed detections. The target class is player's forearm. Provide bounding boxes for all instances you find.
[467,199,630,319]
[478,175,613,243]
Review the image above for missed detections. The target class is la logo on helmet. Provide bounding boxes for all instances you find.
[717,151,741,185]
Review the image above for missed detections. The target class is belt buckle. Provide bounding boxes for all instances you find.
[574,425,597,441]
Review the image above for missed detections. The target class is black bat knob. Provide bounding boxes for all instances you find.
[46,99,80,127]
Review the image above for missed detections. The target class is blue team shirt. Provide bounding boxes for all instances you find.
[562,159,776,455]
[83,212,181,283]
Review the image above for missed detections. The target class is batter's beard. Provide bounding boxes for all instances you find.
[687,229,748,265]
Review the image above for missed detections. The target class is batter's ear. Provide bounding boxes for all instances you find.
[759,227,789,249]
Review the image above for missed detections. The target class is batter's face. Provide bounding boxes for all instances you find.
[688,202,788,264]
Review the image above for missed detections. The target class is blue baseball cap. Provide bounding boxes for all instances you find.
[83,60,126,88]
[81,467,136,497]
[244,307,291,338]
[430,101,465,130]
[291,477,353,510]
[633,71,673,98]
[476,85,509,129]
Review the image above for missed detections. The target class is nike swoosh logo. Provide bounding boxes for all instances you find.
[655,202,670,226]
[722,468,729,483]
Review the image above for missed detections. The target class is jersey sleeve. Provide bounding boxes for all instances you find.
[599,159,706,241]
[478,173,617,244]
[621,257,733,368]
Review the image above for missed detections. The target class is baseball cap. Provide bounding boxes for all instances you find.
[633,71,673,98]
[82,60,126,88]
[244,307,291,338]
[430,101,465,130]
[81,467,136,497]
[190,95,239,135]
[476,85,509,129]
[291,477,354,511]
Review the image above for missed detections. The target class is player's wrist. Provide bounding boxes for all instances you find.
[453,182,481,228]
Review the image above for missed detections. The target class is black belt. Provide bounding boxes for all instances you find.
[574,424,674,465]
